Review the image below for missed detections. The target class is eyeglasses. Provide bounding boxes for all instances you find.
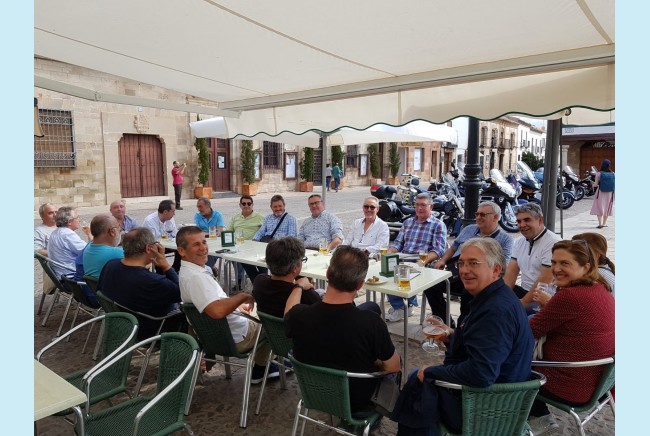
[240,202,253,206]
[363,205,377,210]
[414,203,431,208]
[308,200,322,207]
[455,260,487,269]
[570,239,593,264]
[302,256,308,263]
[475,212,494,218]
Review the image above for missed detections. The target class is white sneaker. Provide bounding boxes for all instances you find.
[385,306,413,322]
[527,414,559,435]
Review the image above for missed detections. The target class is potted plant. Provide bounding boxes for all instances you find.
[298,147,314,192]
[331,145,346,190]
[241,139,258,196]
[193,136,212,198]
[367,143,382,185]
[388,142,401,185]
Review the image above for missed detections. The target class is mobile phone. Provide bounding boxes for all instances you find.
[215,249,231,254]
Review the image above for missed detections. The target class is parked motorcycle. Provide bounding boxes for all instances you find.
[516,161,542,203]
[580,166,597,197]
[562,165,585,201]
[526,163,576,209]
[480,169,519,233]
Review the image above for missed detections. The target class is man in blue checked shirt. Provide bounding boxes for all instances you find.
[253,195,298,241]
[386,193,447,322]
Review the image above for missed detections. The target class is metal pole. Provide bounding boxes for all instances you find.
[544,119,561,233]
[320,132,327,203]
[462,117,481,227]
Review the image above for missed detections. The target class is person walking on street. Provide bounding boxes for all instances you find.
[325,164,332,192]
[171,161,187,210]
[332,163,342,192]
[590,159,614,229]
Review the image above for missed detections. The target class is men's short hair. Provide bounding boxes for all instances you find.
[176,226,204,250]
[158,199,175,214]
[478,200,501,218]
[265,237,305,276]
[39,202,55,218]
[173,160,178,165]
[240,195,254,204]
[270,194,285,205]
[308,194,322,201]
[55,206,76,227]
[415,192,432,204]
[364,197,379,205]
[197,197,211,207]
[460,238,506,275]
[327,246,368,292]
[122,228,155,257]
[514,202,543,219]
[90,214,114,237]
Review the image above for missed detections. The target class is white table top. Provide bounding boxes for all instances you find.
[159,236,225,251]
[34,360,87,421]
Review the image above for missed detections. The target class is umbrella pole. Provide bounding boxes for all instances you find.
[321,132,328,203]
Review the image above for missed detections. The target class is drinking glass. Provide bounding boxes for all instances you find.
[379,246,388,255]
[81,220,90,232]
[397,264,411,291]
[209,226,218,240]
[533,282,556,313]
[319,238,328,255]
[421,325,446,355]
[418,249,428,267]
[236,230,245,246]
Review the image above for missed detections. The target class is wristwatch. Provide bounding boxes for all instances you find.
[293,284,306,292]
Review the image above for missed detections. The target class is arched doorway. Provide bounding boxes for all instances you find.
[118,134,165,197]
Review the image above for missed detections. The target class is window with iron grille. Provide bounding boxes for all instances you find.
[34,109,76,167]
[346,145,358,168]
[263,141,282,169]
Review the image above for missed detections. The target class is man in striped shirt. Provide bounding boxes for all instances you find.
[386,193,447,322]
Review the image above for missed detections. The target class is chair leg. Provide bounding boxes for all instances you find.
[419,295,427,324]
[183,423,195,436]
[37,292,47,315]
[184,352,203,416]
[135,342,157,395]
[300,408,308,436]
[81,320,97,354]
[569,410,587,436]
[291,399,303,436]
[255,356,273,415]
[224,356,232,379]
[92,318,105,360]
[239,353,255,428]
[41,289,59,326]
[56,295,74,337]
[66,303,82,342]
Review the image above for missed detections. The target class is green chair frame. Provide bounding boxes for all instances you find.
[60,277,102,351]
[433,371,546,436]
[255,311,294,415]
[79,332,200,436]
[180,302,264,428]
[35,252,75,335]
[288,352,397,436]
[36,312,139,422]
[83,275,100,293]
[532,357,615,436]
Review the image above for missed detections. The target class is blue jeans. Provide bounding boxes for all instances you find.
[334,177,341,190]
[388,294,418,309]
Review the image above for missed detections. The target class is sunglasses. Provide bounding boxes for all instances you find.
[302,256,308,263]
[363,205,377,210]
[475,212,494,218]
[240,202,253,206]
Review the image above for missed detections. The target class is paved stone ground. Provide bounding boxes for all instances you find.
[34,187,615,435]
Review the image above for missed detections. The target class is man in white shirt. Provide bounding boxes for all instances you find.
[35,203,57,256]
[143,199,178,240]
[47,206,92,278]
[176,225,277,383]
[342,197,389,256]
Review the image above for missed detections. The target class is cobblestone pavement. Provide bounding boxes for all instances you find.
[34,187,614,435]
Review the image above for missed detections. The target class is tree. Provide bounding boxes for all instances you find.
[389,142,401,178]
[521,151,543,170]
[299,147,314,182]
[241,140,256,184]
[194,136,210,186]
[331,146,345,172]
[368,143,381,178]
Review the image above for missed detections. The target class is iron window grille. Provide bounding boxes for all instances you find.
[345,145,358,168]
[34,109,76,168]
[263,141,282,169]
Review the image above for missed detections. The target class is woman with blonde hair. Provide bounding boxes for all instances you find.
[572,232,615,295]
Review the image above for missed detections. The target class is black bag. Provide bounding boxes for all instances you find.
[371,371,402,416]
[258,213,287,243]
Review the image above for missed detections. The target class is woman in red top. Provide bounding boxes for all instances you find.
[527,240,614,431]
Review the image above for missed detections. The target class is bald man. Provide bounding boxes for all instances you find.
[110,200,139,233]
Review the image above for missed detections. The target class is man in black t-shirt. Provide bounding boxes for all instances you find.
[252,237,320,318]
[284,246,401,414]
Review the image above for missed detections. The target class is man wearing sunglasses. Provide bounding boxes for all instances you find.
[226,195,265,289]
[424,201,513,324]
[342,197,389,256]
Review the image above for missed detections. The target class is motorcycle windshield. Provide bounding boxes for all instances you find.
[516,161,536,180]
[489,168,508,183]
[564,165,577,175]
[442,173,460,197]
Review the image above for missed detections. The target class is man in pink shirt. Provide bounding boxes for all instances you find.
[171,161,187,210]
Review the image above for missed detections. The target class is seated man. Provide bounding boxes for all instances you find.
[48,206,92,279]
[253,194,298,241]
[176,226,277,384]
[252,237,320,318]
[342,197,389,256]
[394,238,534,434]
[424,201,513,323]
[110,199,139,234]
[142,199,178,241]
[81,214,124,278]
[98,227,187,340]
[194,197,224,235]
[35,202,58,294]
[226,195,265,287]
[386,193,446,322]
[298,194,343,251]
[285,246,401,417]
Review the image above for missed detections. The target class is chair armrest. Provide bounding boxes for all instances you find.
[434,380,462,390]
[347,370,401,379]
[532,357,614,368]
[114,302,182,321]
[233,310,261,323]
[36,315,107,361]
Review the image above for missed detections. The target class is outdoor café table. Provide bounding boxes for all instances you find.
[34,359,86,431]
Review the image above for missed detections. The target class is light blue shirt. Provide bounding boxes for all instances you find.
[47,227,88,278]
[194,209,225,232]
[298,210,343,249]
[82,243,124,278]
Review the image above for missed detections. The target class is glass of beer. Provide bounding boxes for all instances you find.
[379,246,388,255]
[421,325,446,355]
[209,226,218,240]
[319,238,328,256]
[235,231,245,246]
[419,249,428,267]
[397,264,411,291]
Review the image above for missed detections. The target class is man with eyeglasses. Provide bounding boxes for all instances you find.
[385,193,447,322]
[342,197,389,256]
[424,201,513,324]
[226,195,264,288]
[48,206,93,279]
[396,238,533,435]
[504,202,560,313]
[298,194,344,251]
[142,199,178,241]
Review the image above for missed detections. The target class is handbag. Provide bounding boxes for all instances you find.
[259,213,287,243]
[371,371,402,416]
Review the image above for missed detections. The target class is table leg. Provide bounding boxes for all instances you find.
[402,300,408,385]
[445,279,451,326]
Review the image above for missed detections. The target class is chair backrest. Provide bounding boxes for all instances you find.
[96,290,122,314]
[587,357,615,408]
[288,353,355,423]
[60,277,100,309]
[437,373,542,436]
[34,252,67,292]
[257,311,293,359]
[180,302,244,358]
[83,275,100,293]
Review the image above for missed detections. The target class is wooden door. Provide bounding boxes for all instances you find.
[209,138,231,191]
[118,134,165,198]
[580,141,615,175]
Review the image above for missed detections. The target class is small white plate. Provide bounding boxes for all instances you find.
[366,276,387,285]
